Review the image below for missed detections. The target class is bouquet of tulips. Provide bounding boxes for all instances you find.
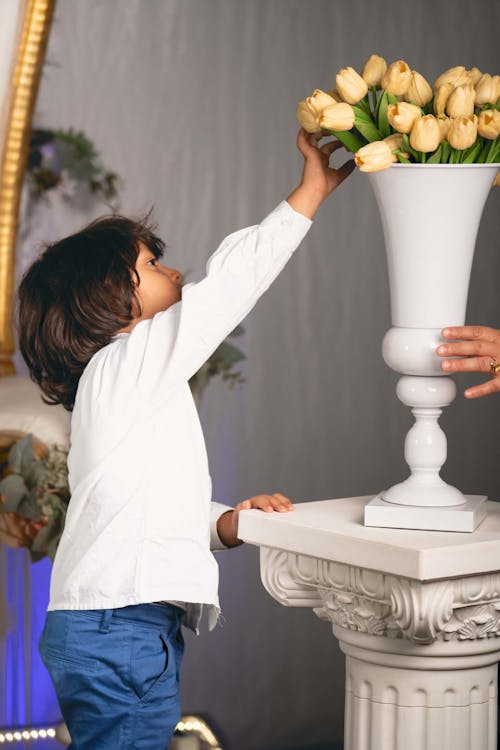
[296,56,500,178]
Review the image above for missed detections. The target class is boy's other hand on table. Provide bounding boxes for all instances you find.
[217,493,294,548]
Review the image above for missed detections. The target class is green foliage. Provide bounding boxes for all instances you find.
[0,435,70,562]
[27,127,120,203]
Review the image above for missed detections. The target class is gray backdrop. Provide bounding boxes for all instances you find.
[15,1,500,748]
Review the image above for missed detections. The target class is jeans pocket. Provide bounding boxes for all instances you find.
[130,631,176,703]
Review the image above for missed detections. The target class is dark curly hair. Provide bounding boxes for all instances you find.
[17,213,165,411]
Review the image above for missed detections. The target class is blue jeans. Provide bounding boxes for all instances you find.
[38,603,185,750]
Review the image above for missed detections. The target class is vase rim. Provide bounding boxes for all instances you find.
[387,163,500,169]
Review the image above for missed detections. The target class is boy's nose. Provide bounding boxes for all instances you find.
[167,268,182,284]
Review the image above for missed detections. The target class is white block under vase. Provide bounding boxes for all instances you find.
[364,164,499,532]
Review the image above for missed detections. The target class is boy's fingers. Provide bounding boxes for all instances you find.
[335,158,356,183]
[320,139,343,156]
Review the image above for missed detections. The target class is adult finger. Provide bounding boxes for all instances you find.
[464,377,500,399]
[272,493,295,510]
[441,326,500,344]
[441,356,492,373]
[437,340,492,357]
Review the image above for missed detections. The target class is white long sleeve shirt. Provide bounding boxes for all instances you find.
[47,200,312,632]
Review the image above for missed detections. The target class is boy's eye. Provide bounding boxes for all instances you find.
[147,258,158,267]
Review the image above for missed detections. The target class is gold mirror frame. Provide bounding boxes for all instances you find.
[0,0,56,376]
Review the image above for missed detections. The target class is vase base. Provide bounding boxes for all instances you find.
[364,494,487,532]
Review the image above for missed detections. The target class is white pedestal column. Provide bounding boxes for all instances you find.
[238,497,500,750]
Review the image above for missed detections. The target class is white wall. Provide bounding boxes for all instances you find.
[16,1,500,748]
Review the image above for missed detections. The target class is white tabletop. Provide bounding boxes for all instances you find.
[238,496,500,581]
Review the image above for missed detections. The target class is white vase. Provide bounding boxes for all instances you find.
[364,164,499,530]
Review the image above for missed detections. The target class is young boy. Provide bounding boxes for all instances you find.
[18,128,354,749]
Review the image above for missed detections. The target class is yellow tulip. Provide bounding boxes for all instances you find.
[381,60,412,96]
[383,133,408,161]
[475,74,500,106]
[447,115,479,150]
[387,102,422,134]
[477,109,500,139]
[296,100,321,133]
[354,141,393,172]
[361,54,387,88]
[446,85,476,118]
[433,83,454,116]
[468,67,483,86]
[404,70,433,107]
[434,66,470,89]
[319,102,355,131]
[336,66,368,104]
[437,116,452,141]
[409,114,442,152]
[308,89,338,115]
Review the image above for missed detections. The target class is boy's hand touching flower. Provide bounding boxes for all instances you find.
[286,127,355,219]
[216,493,294,548]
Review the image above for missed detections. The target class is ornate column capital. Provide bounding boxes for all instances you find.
[260,547,500,645]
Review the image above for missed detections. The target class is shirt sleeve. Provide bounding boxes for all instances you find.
[210,501,233,551]
[109,200,312,404]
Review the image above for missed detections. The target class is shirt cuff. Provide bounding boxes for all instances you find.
[210,501,233,550]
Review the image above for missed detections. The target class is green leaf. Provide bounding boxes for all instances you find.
[326,129,365,153]
[0,474,28,512]
[18,488,42,521]
[441,142,451,163]
[462,140,483,164]
[376,91,391,137]
[353,106,382,141]
[396,152,411,163]
[427,144,443,164]
[477,141,492,163]
[401,134,419,161]
[9,434,34,474]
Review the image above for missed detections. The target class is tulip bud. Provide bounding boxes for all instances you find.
[437,116,452,141]
[361,54,387,88]
[468,67,483,86]
[434,66,470,89]
[404,70,433,107]
[381,60,412,96]
[319,102,355,131]
[477,109,500,139]
[308,89,338,114]
[387,102,422,134]
[475,74,500,106]
[336,66,368,104]
[433,83,454,116]
[296,100,321,133]
[447,115,479,150]
[354,140,393,172]
[409,114,442,152]
[446,85,476,118]
[383,133,408,161]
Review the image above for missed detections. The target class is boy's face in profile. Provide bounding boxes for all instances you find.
[120,241,183,333]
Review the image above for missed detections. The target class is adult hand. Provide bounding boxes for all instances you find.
[437,325,500,398]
